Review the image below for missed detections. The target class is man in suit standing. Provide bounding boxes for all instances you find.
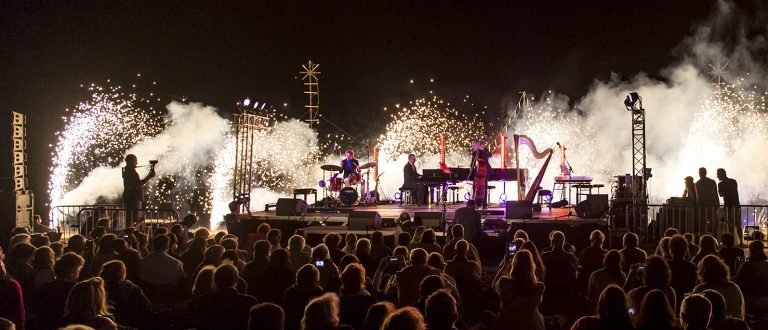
[402,154,427,205]
[717,168,743,246]
[694,167,719,232]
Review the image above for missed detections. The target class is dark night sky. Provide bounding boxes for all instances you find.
[0,0,738,212]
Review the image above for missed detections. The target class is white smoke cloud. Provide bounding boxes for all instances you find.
[508,0,768,203]
[60,101,230,205]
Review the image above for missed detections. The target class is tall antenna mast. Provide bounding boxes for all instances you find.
[300,60,321,128]
[708,59,728,92]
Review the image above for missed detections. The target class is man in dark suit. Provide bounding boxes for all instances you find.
[402,154,427,204]
[717,168,742,246]
[694,167,719,231]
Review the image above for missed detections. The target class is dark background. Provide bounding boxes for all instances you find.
[2,0,749,228]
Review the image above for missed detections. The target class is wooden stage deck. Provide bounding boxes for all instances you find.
[233,202,610,266]
[248,202,607,226]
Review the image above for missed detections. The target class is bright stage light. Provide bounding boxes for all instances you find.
[243,98,251,107]
[499,193,507,203]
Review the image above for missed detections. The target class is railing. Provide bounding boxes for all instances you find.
[618,204,767,241]
[51,205,179,238]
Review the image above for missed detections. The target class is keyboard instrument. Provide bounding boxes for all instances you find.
[554,175,593,183]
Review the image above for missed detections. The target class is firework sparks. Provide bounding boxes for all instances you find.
[48,83,163,209]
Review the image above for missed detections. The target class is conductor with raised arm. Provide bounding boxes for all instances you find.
[122,154,156,225]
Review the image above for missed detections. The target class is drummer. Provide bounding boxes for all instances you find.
[340,150,360,183]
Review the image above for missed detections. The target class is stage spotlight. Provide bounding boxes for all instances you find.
[394,192,402,200]
[243,98,251,107]
[464,192,471,201]
[499,193,507,203]
[624,92,642,111]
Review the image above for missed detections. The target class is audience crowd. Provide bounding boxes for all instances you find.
[0,211,766,330]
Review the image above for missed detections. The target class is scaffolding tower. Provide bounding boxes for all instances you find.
[625,92,648,228]
[232,110,270,213]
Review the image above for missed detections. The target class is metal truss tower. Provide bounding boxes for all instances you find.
[232,109,270,213]
[625,92,648,227]
[300,60,321,128]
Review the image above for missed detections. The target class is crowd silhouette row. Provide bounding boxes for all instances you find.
[0,214,767,330]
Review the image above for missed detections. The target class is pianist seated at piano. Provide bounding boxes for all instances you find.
[402,154,428,205]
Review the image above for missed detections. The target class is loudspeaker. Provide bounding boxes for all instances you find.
[575,194,609,218]
[414,212,444,231]
[347,211,382,231]
[276,198,308,216]
[588,194,609,215]
[506,200,533,219]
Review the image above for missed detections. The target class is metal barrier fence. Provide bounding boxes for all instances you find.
[619,204,767,241]
[50,205,179,238]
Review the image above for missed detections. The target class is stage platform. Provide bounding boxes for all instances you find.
[226,202,610,266]
[248,202,606,225]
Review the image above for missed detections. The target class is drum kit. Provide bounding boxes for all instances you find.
[319,161,379,206]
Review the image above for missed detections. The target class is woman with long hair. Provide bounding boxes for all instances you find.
[692,235,720,265]
[693,255,744,319]
[181,236,207,276]
[634,289,680,330]
[99,260,151,328]
[339,264,376,329]
[521,240,546,281]
[587,250,627,309]
[192,245,225,280]
[191,265,216,298]
[493,250,545,330]
[626,256,676,312]
[570,284,633,330]
[342,233,357,255]
[62,277,118,329]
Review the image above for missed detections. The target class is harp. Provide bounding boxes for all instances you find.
[514,135,554,201]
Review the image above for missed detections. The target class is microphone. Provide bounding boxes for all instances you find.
[556,142,561,147]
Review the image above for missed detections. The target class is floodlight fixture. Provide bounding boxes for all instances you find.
[624,92,642,111]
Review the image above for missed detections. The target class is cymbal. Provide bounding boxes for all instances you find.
[321,164,342,171]
[358,161,377,170]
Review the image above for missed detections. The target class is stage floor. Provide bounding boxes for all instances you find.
[249,202,607,226]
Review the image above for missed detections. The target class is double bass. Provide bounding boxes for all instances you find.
[468,133,493,206]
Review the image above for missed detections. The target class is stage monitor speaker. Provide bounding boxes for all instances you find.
[505,200,533,219]
[551,199,569,208]
[414,212,444,231]
[576,194,609,218]
[347,211,382,231]
[276,198,308,216]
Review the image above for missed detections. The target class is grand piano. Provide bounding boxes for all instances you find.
[419,167,529,186]
[416,167,529,204]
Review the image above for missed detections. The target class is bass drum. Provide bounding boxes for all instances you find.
[339,187,359,206]
[330,177,344,192]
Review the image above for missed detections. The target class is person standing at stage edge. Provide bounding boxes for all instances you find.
[694,167,719,232]
[717,168,743,246]
[123,154,155,226]
[468,139,492,208]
